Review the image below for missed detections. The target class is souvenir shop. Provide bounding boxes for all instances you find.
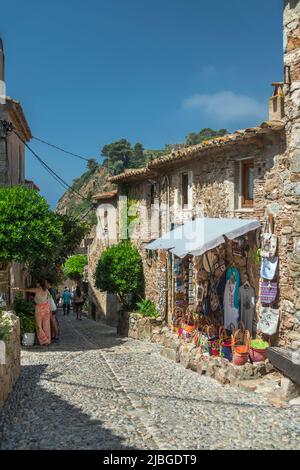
[147,216,279,365]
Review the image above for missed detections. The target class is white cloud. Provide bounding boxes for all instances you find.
[182,90,266,123]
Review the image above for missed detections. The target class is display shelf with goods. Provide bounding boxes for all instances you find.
[170,227,268,367]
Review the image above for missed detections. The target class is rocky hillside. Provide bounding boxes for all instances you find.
[56,129,228,224]
[56,164,112,225]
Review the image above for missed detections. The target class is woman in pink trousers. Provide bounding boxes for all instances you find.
[12,280,51,346]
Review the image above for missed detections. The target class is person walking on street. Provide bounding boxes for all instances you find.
[62,287,72,316]
[73,286,84,320]
[12,281,51,346]
[46,280,59,342]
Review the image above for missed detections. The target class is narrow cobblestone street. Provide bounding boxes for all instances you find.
[0,310,299,450]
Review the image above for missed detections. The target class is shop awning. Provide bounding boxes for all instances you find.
[145,217,260,258]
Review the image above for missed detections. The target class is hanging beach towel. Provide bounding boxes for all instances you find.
[261,219,277,258]
[260,256,278,280]
[260,281,278,304]
[257,306,279,336]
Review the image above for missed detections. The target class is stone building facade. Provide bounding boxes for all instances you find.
[0,38,33,306]
[89,1,300,347]
[268,0,300,345]
[109,122,287,329]
[88,191,120,325]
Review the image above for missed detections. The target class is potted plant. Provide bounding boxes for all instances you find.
[20,315,36,346]
[136,299,160,318]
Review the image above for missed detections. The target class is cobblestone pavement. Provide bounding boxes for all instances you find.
[0,310,300,450]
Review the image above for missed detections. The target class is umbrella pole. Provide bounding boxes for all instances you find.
[204,252,223,315]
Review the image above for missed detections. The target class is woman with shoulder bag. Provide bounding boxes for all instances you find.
[74,286,85,320]
[46,280,59,342]
[12,280,52,346]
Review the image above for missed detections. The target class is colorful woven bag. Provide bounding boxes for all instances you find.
[260,281,277,304]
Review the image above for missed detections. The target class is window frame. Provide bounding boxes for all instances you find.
[181,173,189,209]
[241,158,254,208]
[150,183,155,206]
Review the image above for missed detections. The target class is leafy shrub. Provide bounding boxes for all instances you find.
[14,297,35,317]
[136,299,160,318]
[0,311,13,340]
[12,297,36,335]
[63,255,87,281]
[20,315,36,335]
[94,241,144,308]
[0,186,63,264]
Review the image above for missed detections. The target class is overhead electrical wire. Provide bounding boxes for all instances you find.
[31,135,92,162]
[0,118,103,226]
[3,124,93,162]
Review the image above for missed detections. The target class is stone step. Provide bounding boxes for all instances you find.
[267,347,300,385]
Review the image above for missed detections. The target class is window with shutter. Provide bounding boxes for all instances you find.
[241,159,254,208]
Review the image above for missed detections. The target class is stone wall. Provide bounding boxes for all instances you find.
[117,311,163,339]
[0,313,21,409]
[167,136,284,222]
[0,262,28,308]
[261,0,300,347]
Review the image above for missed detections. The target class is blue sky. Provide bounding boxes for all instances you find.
[1,0,283,207]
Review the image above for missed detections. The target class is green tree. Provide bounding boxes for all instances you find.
[129,142,145,169]
[86,158,98,172]
[185,128,228,146]
[63,254,88,281]
[29,214,89,284]
[56,214,89,262]
[101,139,133,175]
[94,241,144,307]
[0,186,63,264]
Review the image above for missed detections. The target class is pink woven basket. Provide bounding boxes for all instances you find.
[232,351,248,366]
[249,347,267,363]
